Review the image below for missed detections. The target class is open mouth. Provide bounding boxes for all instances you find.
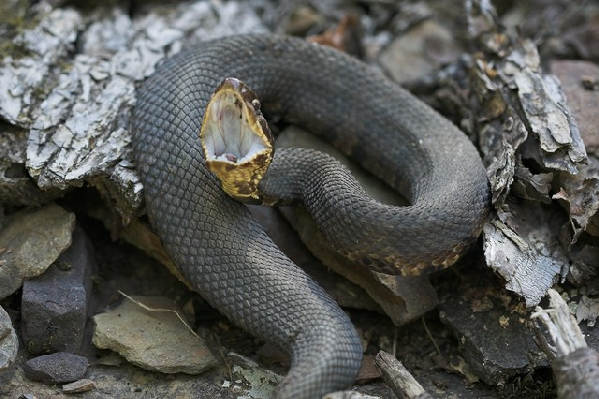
[201,78,271,164]
[200,77,274,201]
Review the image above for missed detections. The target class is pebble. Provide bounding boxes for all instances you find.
[23,352,88,384]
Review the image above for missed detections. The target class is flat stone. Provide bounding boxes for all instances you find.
[23,352,88,384]
[0,203,75,299]
[21,226,95,354]
[92,296,216,374]
[439,295,545,385]
[0,305,18,371]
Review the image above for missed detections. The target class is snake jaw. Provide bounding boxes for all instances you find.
[200,77,274,202]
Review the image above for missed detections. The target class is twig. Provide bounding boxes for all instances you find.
[117,290,200,339]
[422,318,441,356]
[211,331,233,383]
[531,289,599,399]
[375,351,433,399]
[323,391,381,399]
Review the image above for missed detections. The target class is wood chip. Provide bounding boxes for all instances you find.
[531,289,599,399]
[62,379,96,394]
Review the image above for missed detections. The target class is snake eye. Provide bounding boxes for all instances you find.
[200,77,274,201]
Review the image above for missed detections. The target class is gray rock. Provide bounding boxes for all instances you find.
[581,323,599,353]
[23,352,88,384]
[0,203,75,299]
[379,19,459,84]
[21,226,95,355]
[0,306,18,371]
[92,296,216,374]
[439,295,546,385]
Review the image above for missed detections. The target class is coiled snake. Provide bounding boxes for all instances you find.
[131,34,490,398]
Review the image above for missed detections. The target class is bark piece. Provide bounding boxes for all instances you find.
[483,202,568,306]
[0,124,62,207]
[466,0,588,200]
[461,0,591,303]
[0,2,266,224]
[0,5,82,127]
[410,1,589,306]
[553,158,599,245]
[466,1,586,204]
[515,70,585,173]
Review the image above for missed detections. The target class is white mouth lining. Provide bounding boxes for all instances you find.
[203,90,267,163]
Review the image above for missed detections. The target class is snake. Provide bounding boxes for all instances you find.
[130,34,490,398]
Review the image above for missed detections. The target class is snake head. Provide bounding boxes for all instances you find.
[200,77,274,202]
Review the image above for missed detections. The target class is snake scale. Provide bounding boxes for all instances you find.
[131,34,490,398]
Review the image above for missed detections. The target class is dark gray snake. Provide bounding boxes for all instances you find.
[131,34,490,398]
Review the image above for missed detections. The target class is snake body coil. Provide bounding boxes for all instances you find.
[131,34,490,398]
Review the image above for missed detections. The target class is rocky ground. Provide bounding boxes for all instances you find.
[1,0,599,398]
